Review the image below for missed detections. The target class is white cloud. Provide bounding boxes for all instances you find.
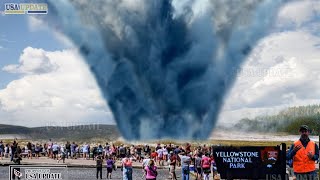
[218,31,320,125]
[0,47,114,126]
[3,47,58,74]
[276,0,320,28]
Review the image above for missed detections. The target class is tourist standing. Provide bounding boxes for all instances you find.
[178,152,191,180]
[122,155,133,180]
[106,156,115,179]
[145,159,157,180]
[287,125,319,179]
[96,155,103,179]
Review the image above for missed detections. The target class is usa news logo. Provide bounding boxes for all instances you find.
[4,3,48,14]
[9,165,67,180]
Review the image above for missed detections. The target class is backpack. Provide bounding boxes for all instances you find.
[120,147,125,154]
[148,166,157,177]
[97,159,102,167]
[98,148,103,153]
[203,157,210,167]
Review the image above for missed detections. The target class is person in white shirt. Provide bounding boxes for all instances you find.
[52,143,60,160]
[82,143,89,160]
[57,146,66,163]
[178,152,191,180]
[162,146,168,162]
[142,154,151,169]
[4,144,9,158]
[104,143,110,159]
[156,147,164,166]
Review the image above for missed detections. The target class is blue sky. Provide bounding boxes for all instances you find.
[0,13,67,88]
[0,1,319,127]
[0,2,112,126]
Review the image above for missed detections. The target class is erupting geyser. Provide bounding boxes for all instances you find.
[45,0,287,140]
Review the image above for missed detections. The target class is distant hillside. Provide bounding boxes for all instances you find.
[234,105,320,135]
[0,124,120,141]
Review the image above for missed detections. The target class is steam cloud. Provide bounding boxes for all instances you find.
[45,0,287,140]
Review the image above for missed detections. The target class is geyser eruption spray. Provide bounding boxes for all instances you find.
[46,0,286,140]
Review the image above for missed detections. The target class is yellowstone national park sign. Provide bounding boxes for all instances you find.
[212,144,286,179]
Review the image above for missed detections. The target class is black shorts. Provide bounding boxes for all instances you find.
[196,167,202,174]
[203,167,211,174]
[107,167,112,173]
[53,151,58,155]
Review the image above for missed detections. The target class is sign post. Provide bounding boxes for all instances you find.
[212,143,286,180]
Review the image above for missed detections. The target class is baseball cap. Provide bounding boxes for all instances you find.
[299,125,309,132]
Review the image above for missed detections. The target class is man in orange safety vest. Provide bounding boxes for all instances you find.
[287,125,319,180]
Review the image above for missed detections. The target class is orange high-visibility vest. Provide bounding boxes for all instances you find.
[293,140,316,173]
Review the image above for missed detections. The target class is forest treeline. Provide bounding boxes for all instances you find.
[234,105,320,135]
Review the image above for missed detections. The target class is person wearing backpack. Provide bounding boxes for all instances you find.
[178,152,191,180]
[201,153,211,180]
[194,153,203,180]
[96,155,103,179]
[97,144,103,156]
[145,159,157,180]
[122,155,133,180]
[119,145,126,159]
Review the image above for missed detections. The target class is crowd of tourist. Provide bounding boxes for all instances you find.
[0,139,218,180]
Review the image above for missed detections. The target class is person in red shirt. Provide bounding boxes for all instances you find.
[151,151,158,160]
[169,151,177,180]
[122,156,133,180]
[201,153,211,180]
